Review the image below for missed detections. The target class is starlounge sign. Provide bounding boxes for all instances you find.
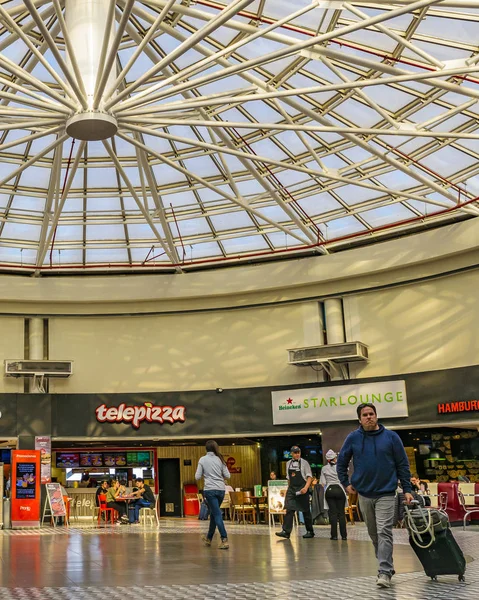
[96,402,186,429]
[272,380,408,425]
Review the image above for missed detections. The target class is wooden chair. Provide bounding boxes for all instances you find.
[345,493,361,524]
[229,491,255,524]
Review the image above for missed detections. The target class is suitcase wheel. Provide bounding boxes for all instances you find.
[430,576,437,582]
[459,575,465,582]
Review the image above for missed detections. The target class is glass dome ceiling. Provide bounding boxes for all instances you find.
[1,0,479,275]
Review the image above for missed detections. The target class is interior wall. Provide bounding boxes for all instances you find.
[48,303,324,393]
[344,269,479,378]
[44,268,479,393]
[0,317,24,393]
[157,445,261,490]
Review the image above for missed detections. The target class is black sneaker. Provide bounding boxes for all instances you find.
[275,531,290,539]
[342,537,348,541]
[330,536,338,540]
[303,531,315,539]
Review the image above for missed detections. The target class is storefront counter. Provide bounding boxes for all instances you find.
[66,488,97,518]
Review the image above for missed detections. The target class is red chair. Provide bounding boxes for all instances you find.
[98,494,115,526]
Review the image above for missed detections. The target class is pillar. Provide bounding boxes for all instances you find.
[28,318,44,394]
[65,0,116,109]
[324,298,345,380]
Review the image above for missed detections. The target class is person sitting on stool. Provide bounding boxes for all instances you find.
[276,445,314,539]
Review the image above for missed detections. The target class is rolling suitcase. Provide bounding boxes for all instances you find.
[404,502,466,582]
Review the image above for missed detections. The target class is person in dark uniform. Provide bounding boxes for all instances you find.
[275,445,314,539]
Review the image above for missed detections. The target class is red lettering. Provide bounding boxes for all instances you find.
[438,403,445,413]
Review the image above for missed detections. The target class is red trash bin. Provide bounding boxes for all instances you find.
[184,483,200,516]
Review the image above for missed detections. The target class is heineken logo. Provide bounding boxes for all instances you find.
[279,397,302,411]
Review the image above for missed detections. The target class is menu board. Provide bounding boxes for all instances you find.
[138,451,151,467]
[15,462,37,499]
[103,453,116,467]
[56,453,79,468]
[56,451,152,468]
[127,451,137,466]
[79,453,103,467]
[115,453,126,466]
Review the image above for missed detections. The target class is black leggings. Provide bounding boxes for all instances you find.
[325,485,347,539]
[107,501,127,519]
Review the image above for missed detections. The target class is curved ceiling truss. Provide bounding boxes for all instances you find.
[1,0,479,275]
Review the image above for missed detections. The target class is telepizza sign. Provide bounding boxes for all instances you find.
[96,402,186,429]
[437,401,479,414]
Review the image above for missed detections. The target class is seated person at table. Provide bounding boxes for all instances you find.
[96,480,109,507]
[106,479,129,524]
[131,478,155,523]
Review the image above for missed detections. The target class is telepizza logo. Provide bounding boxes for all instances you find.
[96,402,186,429]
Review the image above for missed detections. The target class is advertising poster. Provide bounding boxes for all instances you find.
[45,483,66,518]
[35,436,51,484]
[268,480,288,514]
[11,450,41,527]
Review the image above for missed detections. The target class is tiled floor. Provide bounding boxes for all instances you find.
[0,520,478,599]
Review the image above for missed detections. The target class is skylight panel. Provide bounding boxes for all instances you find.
[52,225,84,242]
[86,248,130,263]
[359,204,416,228]
[1,221,41,242]
[221,234,269,253]
[210,210,254,231]
[86,224,127,241]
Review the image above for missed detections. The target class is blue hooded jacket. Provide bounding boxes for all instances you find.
[336,424,412,498]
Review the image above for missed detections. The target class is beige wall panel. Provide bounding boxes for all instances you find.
[345,270,479,378]
[49,304,323,393]
[156,445,261,490]
[0,317,24,393]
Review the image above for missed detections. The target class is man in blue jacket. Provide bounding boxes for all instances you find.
[337,403,413,589]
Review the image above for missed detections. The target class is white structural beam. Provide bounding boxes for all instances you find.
[0,134,69,189]
[101,138,181,267]
[105,0,257,110]
[117,131,313,245]
[24,0,87,109]
[35,141,87,269]
[92,0,135,110]
[119,122,454,209]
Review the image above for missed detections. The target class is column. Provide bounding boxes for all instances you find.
[65,0,116,109]
[324,298,346,380]
[29,318,44,394]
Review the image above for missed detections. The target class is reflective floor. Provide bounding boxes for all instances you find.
[0,520,478,599]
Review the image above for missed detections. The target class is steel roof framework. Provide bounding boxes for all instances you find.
[0,0,478,274]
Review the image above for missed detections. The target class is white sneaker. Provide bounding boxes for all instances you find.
[376,574,391,588]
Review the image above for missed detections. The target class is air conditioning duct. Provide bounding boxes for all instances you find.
[4,360,73,378]
[287,342,368,366]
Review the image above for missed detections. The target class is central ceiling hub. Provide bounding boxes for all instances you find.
[66,112,118,141]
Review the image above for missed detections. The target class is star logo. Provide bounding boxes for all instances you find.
[286,398,293,405]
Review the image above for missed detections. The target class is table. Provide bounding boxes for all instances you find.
[250,496,266,524]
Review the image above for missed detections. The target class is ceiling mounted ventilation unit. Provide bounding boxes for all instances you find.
[4,360,73,378]
[287,342,369,367]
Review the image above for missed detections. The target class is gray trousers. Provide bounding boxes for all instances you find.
[359,494,396,576]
